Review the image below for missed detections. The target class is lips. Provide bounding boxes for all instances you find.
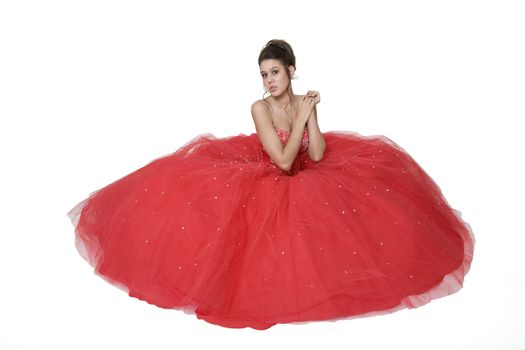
[269,86,277,92]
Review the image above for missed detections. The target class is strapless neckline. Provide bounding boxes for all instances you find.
[273,126,291,133]
[273,126,308,134]
[271,125,309,156]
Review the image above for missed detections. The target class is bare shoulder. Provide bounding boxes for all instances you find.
[251,99,272,121]
[251,99,275,133]
[251,99,270,114]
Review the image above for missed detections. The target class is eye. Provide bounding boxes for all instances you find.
[261,73,267,78]
[272,70,279,75]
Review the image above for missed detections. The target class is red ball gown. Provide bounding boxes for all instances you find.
[67,125,475,330]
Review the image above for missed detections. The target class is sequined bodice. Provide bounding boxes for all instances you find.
[259,126,309,175]
[273,126,309,152]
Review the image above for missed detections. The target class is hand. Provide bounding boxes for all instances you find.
[306,90,321,104]
[296,95,316,125]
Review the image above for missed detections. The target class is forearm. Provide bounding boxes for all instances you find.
[277,122,308,171]
[307,112,326,161]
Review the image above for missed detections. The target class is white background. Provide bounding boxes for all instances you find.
[1,1,524,349]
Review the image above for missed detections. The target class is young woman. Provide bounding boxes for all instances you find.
[252,39,325,173]
[68,39,475,330]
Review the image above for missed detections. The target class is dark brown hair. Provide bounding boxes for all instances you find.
[258,39,296,79]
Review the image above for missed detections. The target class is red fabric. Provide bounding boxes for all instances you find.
[68,127,475,330]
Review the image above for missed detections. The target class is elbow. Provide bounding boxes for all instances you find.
[273,155,292,172]
[310,151,324,162]
[310,153,323,162]
[310,144,326,162]
[269,153,292,172]
[276,160,292,172]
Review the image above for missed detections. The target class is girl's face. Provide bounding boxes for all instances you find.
[260,59,294,97]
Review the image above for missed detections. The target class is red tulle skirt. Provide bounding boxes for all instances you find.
[68,130,474,330]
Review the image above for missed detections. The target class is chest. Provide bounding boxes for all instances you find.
[274,127,309,152]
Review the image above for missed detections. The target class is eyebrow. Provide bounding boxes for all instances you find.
[260,66,279,74]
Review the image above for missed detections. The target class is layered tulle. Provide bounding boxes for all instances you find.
[68,128,474,330]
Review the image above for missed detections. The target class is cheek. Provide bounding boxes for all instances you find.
[278,74,289,85]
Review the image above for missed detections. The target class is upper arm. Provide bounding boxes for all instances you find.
[251,100,285,163]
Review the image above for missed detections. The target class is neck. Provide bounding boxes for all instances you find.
[271,85,295,107]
